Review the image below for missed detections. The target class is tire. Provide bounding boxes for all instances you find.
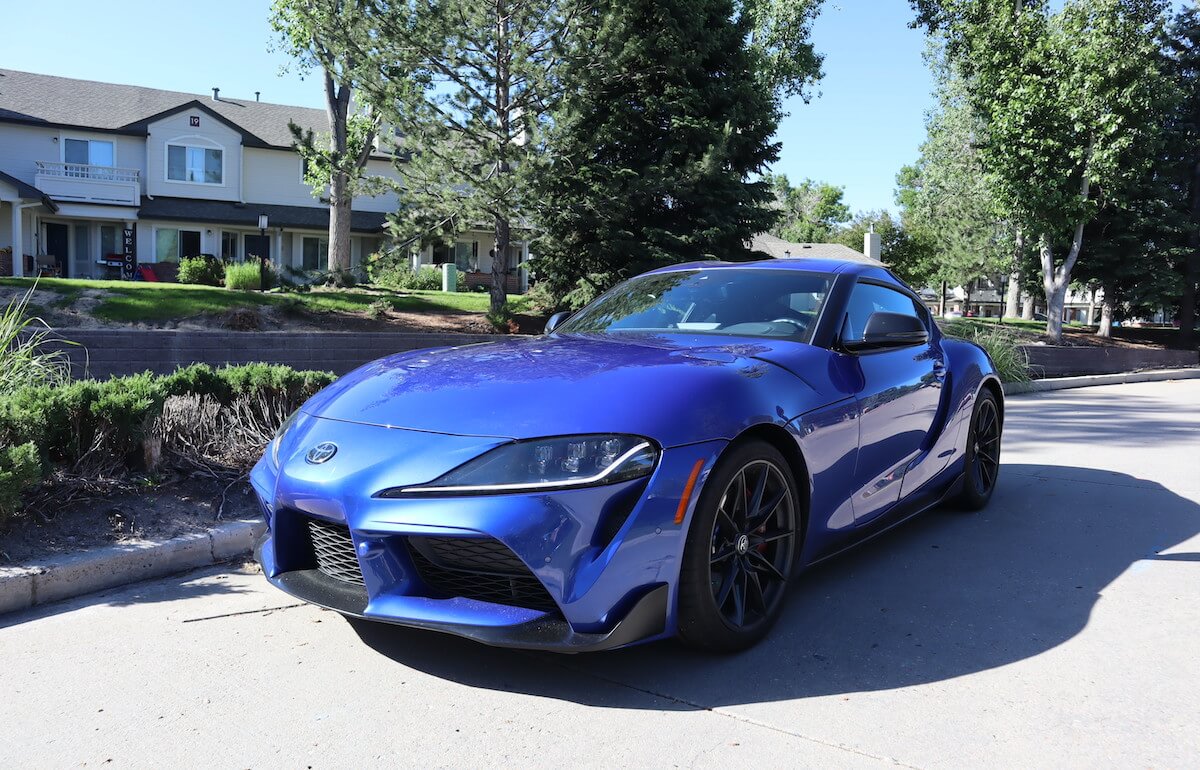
[954,388,1002,511]
[677,440,802,653]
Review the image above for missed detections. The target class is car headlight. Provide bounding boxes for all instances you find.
[384,434,659,496]
[269,410,300,468]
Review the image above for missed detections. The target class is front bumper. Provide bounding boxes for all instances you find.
[251,418,723,652]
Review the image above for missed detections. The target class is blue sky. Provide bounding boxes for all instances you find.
[0,0,934,214]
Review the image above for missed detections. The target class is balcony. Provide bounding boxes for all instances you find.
[34,161,141,206]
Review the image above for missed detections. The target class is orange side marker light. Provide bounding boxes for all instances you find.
[674,459,706,525]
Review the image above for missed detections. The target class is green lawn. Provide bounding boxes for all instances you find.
[0,278,530,323]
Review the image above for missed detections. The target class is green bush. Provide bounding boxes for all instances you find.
[0,442,42,528]
[941,321,1031,383]
[0,364,336,469]
[225,261,275,291]
[177,256,225,287]
[372,262,466,292]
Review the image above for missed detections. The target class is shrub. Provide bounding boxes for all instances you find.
[0,284,73,395]
[366,299,391,320]
[225,261,276,291]
[0,443,42,528]
[326,270,357,288]
[941,321,1031,383]
[177,256,225,286]
[0,364,336,470]
[372,263,466,292]
[486,304,520,334]
[524,281,562,315]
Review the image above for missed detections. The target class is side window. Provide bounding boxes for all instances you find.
[843,282,923,341]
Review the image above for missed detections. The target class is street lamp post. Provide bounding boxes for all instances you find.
[257,214,268,292]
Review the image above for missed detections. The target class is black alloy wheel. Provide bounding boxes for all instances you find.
[956,389,1002,510]
[678,440,801,652]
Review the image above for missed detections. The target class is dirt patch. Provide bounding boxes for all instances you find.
[0,477,259,566]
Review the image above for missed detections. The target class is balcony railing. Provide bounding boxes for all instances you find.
[35,161,140,183]
[34,161,141,206]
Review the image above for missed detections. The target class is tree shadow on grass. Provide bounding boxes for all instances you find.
[348,463,1200,710]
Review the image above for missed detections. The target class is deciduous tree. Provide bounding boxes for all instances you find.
[911,0,1173,341]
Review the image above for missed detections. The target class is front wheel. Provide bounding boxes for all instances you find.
[677,440,801,653]
[955,388,1002,510]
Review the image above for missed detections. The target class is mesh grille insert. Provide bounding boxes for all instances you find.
[306,518,365,586]
[407,537,558,613]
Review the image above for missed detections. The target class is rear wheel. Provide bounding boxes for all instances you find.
[678,440,801,652]
[955,389,1002,510]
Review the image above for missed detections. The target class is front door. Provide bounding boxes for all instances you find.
[45,223,69,276]
[843,281,946,524]
[244,235,271,264]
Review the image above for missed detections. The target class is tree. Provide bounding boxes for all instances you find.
[272,0,393,276]
[767,175,851,243]
[1165,7,1200,348]
[895,54,1010,307]
[912,0,1173,342]
[364,0,573,315]
[534,0,806,301]
[833,210,937,289]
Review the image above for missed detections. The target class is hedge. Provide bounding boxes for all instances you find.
[0,363,335,471]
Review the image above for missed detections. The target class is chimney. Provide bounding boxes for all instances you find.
[255,91,261,102]
[211,87,220,101]
[864,225,882,262]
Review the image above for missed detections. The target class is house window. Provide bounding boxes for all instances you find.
[100,226,118,257]
[64,138,114,168]
[302,237,328,271]
[431,243,453,265]
[221,232,239,261]
[454,241,477,272]
[167,144,223,184]
[155,228,202,262]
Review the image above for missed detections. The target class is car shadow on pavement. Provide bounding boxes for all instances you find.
[349,463,1200,710]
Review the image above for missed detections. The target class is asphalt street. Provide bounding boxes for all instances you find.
[2,380,1198,768]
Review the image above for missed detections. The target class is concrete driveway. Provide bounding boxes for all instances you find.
[2,380,1197,768]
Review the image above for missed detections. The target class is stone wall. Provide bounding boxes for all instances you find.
[1021,345,1199,378]
[41,329,509,379]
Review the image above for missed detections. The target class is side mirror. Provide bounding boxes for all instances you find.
[545,311,571,334]
[844,311,928,352]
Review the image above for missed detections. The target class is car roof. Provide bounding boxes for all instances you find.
[646,257,896,281]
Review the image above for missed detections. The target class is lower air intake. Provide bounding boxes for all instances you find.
[407,536,558,613]
[306,518,365,586]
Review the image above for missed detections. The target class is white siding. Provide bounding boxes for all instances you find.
[146,111,242,201]
[0,124,145,188]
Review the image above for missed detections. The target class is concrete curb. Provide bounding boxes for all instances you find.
[1003,367,1200,395]
[0,518,265,616]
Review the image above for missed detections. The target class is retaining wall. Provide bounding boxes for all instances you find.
[1020,345,1199,378]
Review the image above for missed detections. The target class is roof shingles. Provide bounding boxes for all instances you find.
[0,69,325,148]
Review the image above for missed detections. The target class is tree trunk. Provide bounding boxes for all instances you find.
[1022,294,1034,319]
[328,170,353,274]
[1005,231,1023,318]
[1097,297,1114,338]
[489,0,512,316]
[324,74,354,275]
[939,281,947,318]
[491,215,511,315]
[1040,221,1086,343]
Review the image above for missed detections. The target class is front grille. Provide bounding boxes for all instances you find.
[306,518,365,586]
[407,537,558,613]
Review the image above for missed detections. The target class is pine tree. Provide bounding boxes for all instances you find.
[533,0,788,302]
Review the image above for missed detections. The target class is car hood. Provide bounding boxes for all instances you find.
[301,333,839,447]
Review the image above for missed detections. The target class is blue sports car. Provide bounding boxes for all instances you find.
[251,257,1003,652]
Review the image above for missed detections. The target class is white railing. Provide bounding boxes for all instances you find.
[34,161,140,183]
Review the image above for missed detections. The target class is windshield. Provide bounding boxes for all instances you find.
[558,269,833,343]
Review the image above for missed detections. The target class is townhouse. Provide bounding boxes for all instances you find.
[0,69,528,289]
